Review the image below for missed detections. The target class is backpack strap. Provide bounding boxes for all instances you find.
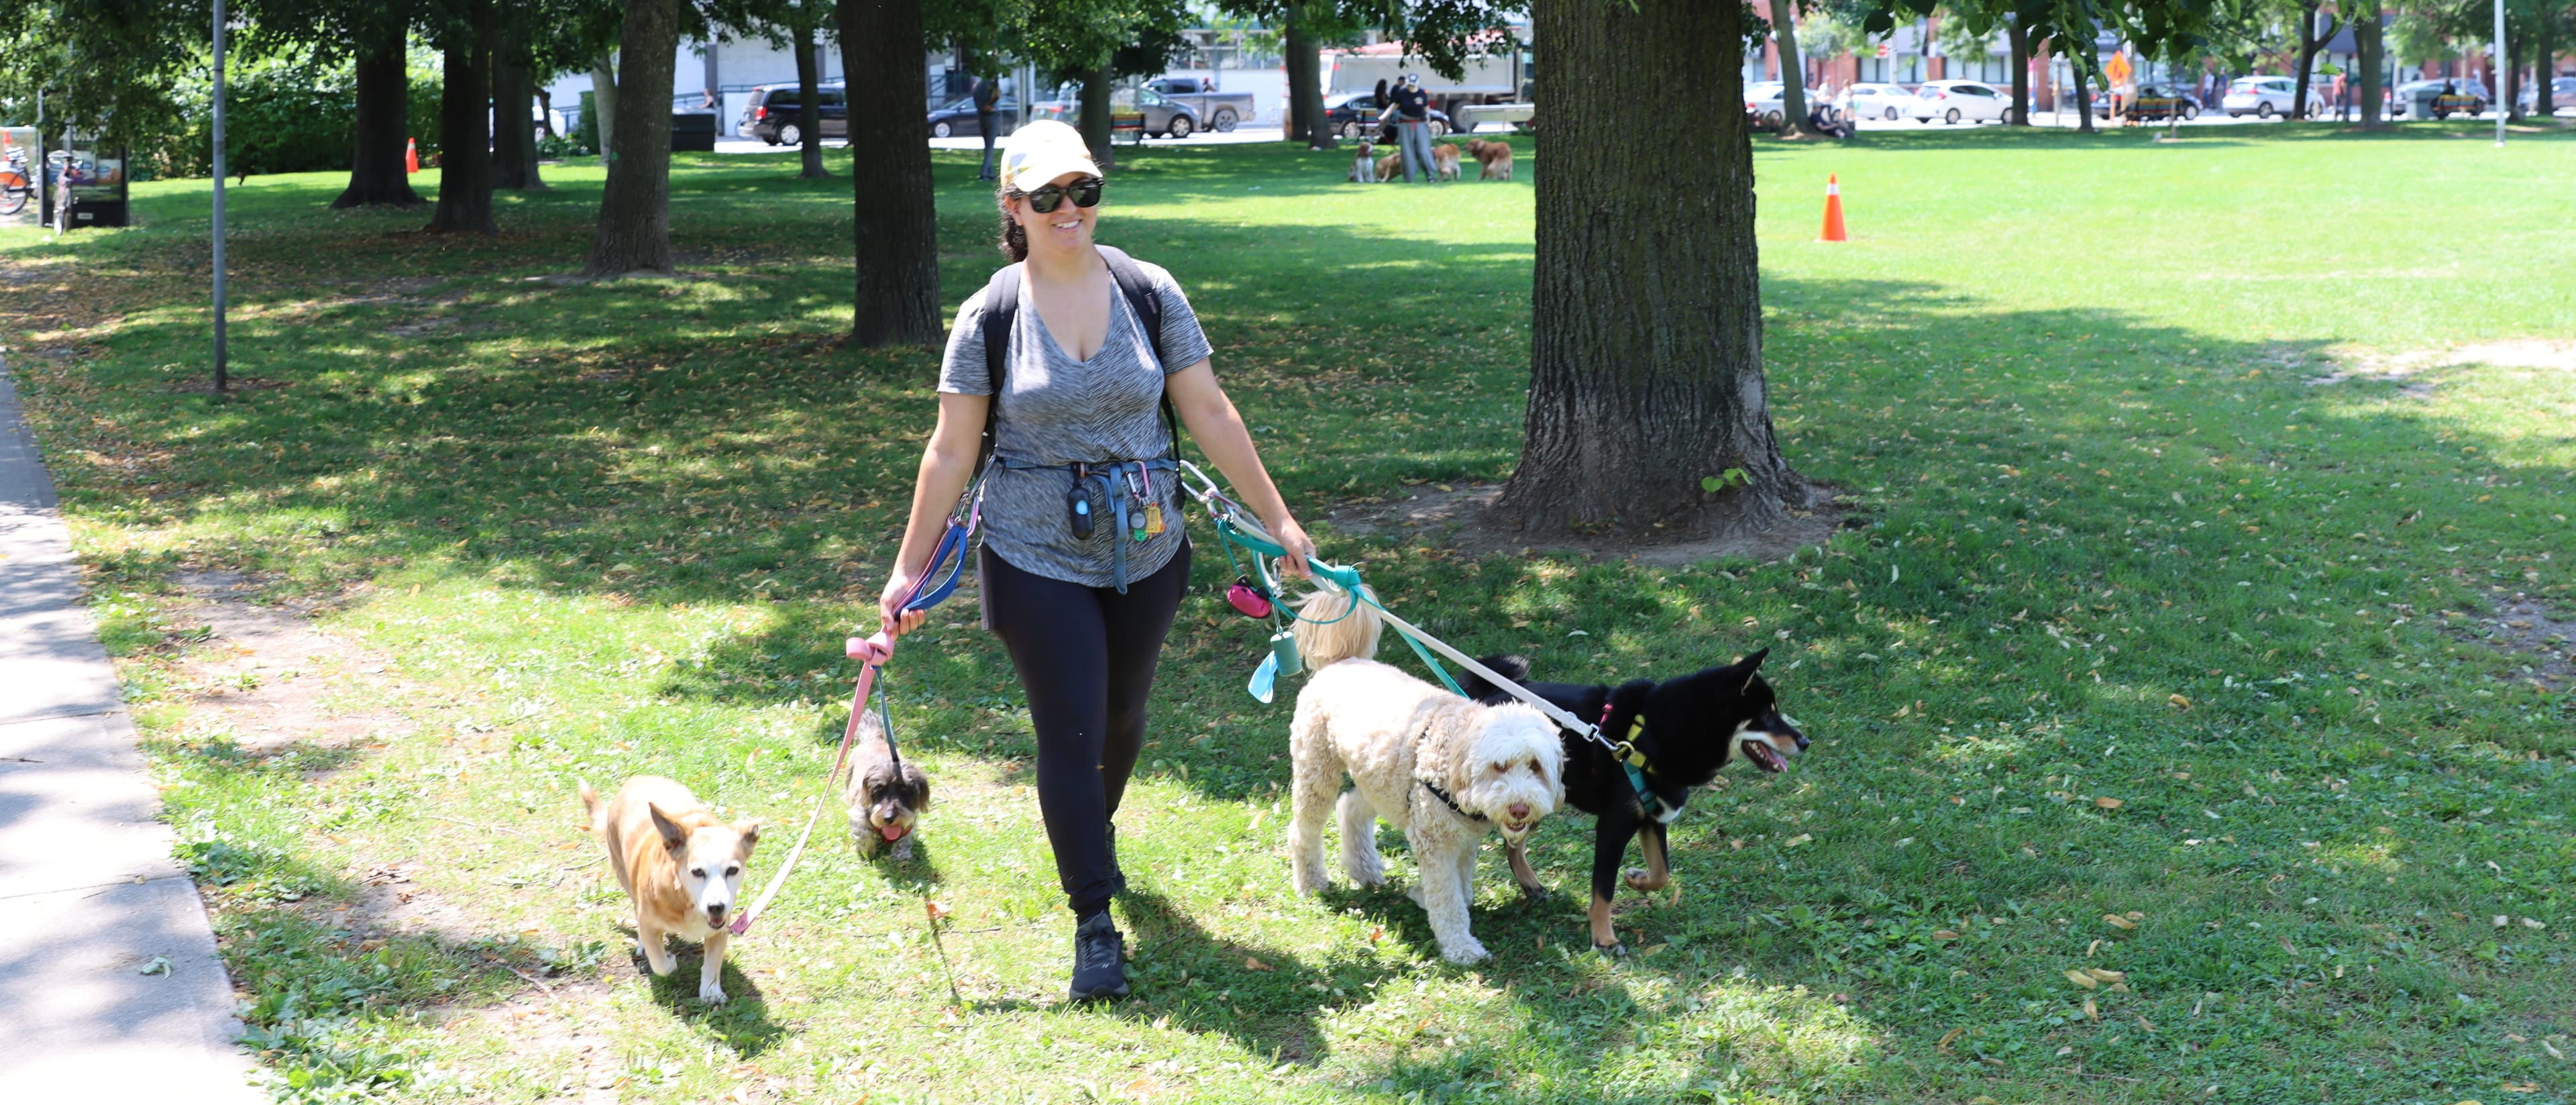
[1095,245,1184,460]
[975,264,1021,476]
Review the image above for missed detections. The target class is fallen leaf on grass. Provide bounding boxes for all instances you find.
[2085,968,2126,983]
[2103,913,2137,930]
[924,899,952,921]
[1784,834,1813,848]
[2094,796,2125,810]
[1244,957,1272,971]
[1933,930,1960,941]
[2083,997,2100,1022]
[1937,1027,1965,1052]
[2065,969,2098,990]
[2169,694,2192,708]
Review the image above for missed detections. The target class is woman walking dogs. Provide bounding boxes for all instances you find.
[879,121,1317,1002]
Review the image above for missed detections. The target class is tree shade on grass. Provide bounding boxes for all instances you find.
[3,126,2573,1103]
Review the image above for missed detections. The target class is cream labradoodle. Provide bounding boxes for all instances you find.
[1285,586,1564,963]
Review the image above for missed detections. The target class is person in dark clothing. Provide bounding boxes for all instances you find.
[1384,73,1435,182]
[973,75,1003,180]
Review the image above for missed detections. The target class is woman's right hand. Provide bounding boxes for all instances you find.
[879,569,928,640]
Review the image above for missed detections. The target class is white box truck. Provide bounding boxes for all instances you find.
[1324,44,1534,134]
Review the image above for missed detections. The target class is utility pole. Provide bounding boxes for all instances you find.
[212,0,229,391]
[2493,0,2507,145]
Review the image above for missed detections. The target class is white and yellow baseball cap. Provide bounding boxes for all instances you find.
[999,120,1102,193]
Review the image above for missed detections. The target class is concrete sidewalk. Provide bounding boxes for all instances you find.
[0,362,260,1098]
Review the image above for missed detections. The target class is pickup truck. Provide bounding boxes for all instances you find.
[1033,87,1206,139]
[1145,77,1254,133]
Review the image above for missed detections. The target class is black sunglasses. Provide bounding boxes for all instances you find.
[1024,177,1103,213]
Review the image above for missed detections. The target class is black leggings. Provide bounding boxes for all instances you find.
[979,541,1190,916]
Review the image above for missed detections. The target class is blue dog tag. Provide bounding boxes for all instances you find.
[1247,649,1279,704]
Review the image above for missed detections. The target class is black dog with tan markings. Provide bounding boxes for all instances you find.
[1460,649,1809,955]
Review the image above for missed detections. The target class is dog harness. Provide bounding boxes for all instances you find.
[1601,703,1669,821]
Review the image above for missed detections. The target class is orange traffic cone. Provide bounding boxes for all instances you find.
[1819,174,1847,242]
[406,138,421,174]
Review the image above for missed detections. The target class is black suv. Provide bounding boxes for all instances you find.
[743,84,846,145]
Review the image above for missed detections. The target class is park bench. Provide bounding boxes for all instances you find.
[1111,111,1147,145]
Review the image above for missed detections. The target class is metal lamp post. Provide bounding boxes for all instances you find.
[2493,0,2507,146]
[212,0,229,391]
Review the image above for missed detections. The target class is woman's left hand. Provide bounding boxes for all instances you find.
[1269,515,1318,580]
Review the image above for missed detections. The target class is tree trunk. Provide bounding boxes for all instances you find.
[490,24,545,190]
[2073,57,2097,133]
[333,24,423,208]
[1283,8,1311,143]
[2008,20,2031,124]
[584,0,678,274]
[2355,5,2385,127]
[1767,0,1807,135]
[1079,62,1117,169]
[2540,15,2555,115]
[2504,25,2524,121]
[425,3,496,233]
[2292,2,2320,119]
[793,9,828,178]
[591,54,618,166]
[1283,7,1335,149]
[1497,0,1809,539]
[836,0,941,345]
[537,89,556,138]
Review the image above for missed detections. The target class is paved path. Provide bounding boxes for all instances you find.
[0,360,260,1099]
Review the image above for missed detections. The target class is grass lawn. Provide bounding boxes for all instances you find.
[3,121,2572,1104]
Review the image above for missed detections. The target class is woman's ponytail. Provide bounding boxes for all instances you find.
[996,179,1027,262]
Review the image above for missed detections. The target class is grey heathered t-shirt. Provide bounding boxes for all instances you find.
[938,257,1214,590]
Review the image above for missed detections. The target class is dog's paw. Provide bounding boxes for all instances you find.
[1517,882,1552,904]
[1442,940,1490,965]
[1621,867,1669,892]
[641,943,677,976]
[698,982,727,1004]
[1593,940,1628,959]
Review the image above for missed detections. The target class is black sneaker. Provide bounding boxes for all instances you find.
[1069,911,1130,1002]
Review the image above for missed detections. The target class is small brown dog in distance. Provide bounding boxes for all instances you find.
[1431,142,1462,181]
[1466,139,1514,181]
[582,777,761,1002]
[844,706,930,860]
[1348,141,1377,182]
[1375,151,1402,182]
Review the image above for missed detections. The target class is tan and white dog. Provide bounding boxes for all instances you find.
[1430,142,1462,181]
[1284,588,1563,963]
[582,777,761,1002]
[1348,141,1377,182]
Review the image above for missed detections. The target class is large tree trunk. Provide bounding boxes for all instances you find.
[793,9,828,178]
[1079,62,1116,169]
[590,54,618,166]
[1497,0,1809,539]
[425,3,496,233]
[2072,57,2097,133]
[1766,0,1807,135]
[333,23,423,208]
[2355,5,2385,127]
[584,0,678,274]
[2540,15,2555,115]
[2007,19,2031,124]
[836,0,941,345]
[2292,2,2322,119]
[490,23,545,190]
[1283,10,1312,144]
[2504,25,2524,121]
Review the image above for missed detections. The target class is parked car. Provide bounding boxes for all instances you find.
[1032,87,1206,138]
[2387,78,2487,118]
[2220,76,2324,118]
[1744,81,1786,129]
[741,83,845,145]
[926,93,1019,139]
[2093,83,2200,120]
[1911,80,2008,124]
[1834,83,1913,121]
[1321,93,1453,141]
[1144,76,1254,133]
[2518,75,2576,113]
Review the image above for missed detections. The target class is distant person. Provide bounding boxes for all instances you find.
[1375,77,1390,111]
[1383,72,1435,183]
[974,74,1002,180]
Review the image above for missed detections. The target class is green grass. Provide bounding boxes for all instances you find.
[4,121,2573,1104]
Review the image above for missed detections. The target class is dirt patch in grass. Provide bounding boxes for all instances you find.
[2458,596,2576,694]
[2312,339,2576,396]
[165,570,419,753]
[1324,482,1847,567]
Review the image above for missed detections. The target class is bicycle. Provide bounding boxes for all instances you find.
[0,144,31,217]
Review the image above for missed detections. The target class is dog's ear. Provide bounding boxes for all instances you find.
[647,803,690,853]
[1729,648,1771,692]
[908,765,931,812]
[732,819,763,851]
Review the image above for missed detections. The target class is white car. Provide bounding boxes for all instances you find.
[2222,76,2324,118]
[1835,83,1913,121]
[1744,81,1786,129]
[1910,80,2008,124]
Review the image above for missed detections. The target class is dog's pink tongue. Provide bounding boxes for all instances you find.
[880,824,908,842]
